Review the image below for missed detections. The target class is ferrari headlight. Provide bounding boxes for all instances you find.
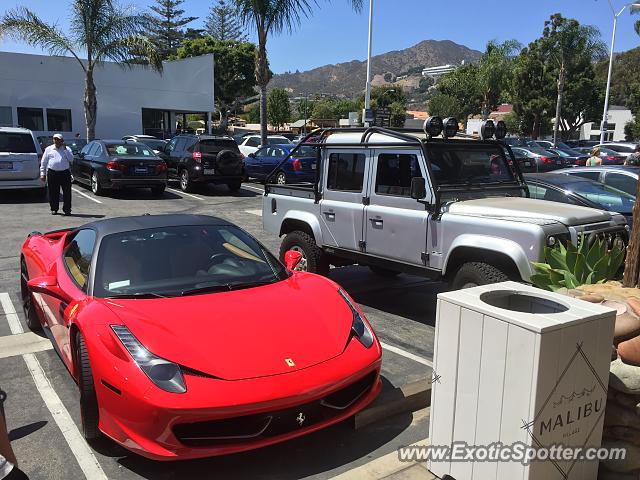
[338,289,374,348]
[111,325,186,393]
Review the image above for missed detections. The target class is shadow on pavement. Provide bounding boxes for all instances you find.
[9,420,48,441]
[0,191,47,205]
[329,266,446,327]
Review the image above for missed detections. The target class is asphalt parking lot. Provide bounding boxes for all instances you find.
[0,180,436,479]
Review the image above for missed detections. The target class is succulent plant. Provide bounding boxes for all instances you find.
[530,234,625,291]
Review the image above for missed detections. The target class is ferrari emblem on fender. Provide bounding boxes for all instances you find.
[296,412,306,427]
[285,358,295,367]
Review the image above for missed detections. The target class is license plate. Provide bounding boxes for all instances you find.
[0,162,12,170]
[556,161,562,165]
[524,161,531,167]
[204,168,215,175]
[311,163,316,170]
[134,167,148,174]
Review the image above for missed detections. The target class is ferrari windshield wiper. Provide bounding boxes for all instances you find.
[106,292,171,299]
[180,281,276,297]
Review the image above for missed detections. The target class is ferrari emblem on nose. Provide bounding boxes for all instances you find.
[285,358,295,367]
[296,412,305,427]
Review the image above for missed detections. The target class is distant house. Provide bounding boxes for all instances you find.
[580,106,632,142]
[422,64,458,78]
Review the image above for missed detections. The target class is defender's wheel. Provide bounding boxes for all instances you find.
[450,262,509,290]
[75,333,100,440]
[279,231,329,276]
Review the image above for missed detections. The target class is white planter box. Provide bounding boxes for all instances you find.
[429,281,615,480]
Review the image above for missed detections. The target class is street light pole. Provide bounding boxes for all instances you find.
[364,0,374,127]
[600,1,640,143]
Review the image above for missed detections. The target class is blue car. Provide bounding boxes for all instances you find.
[245,144,317,184]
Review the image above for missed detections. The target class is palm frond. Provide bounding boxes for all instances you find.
[96,35,163,72]
[0,6,83,67]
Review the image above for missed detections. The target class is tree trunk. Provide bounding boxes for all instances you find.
[553,64,565,146]
[532,113,540,140]
[84,69,97,140]
[255,29,270,147]
[623,178,640,287]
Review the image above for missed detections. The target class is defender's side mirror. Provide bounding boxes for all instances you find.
[410,177,427,200]
[284,250,303,272]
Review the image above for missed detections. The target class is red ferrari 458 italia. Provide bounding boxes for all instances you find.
[20,214,382,460]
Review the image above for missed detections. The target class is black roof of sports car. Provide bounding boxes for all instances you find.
[80,214,232,237]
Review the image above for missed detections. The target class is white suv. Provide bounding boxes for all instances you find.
[237,135,291,157]
[0,127,44,194]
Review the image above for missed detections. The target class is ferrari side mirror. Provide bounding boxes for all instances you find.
[284,250,303,272]
[27,275,70,302]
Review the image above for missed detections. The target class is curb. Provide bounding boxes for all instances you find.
[353,378,431,430]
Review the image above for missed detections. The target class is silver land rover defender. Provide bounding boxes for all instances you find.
[261,121,629,288]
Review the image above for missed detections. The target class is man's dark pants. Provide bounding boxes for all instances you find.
[47,169,72,214]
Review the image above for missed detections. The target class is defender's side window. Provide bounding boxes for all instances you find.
[327,153,366,192]
[375,154,422,196]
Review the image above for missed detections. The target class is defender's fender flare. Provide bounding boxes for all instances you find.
[279,211,323,245]
[442,234,534,281]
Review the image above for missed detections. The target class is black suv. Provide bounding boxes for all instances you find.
[158,134,245,192]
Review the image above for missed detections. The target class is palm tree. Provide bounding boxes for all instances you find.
[0,1,162,139]
[234,0,362,146]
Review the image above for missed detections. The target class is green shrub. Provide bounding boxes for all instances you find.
[530,234,625,291]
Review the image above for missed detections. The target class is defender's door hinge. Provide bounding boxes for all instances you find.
[359,241,367,252]
[362,196,370,206]
[421,252,429,265]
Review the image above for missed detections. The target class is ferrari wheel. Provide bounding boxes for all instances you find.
[20,259,41,331]
[75,333,100,440]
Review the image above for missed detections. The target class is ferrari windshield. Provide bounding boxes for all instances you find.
[94,225,287,298]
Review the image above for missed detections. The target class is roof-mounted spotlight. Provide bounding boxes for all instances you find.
[442,117,458,139]
[494,120,507,140]
[424,116,443,139]
[480,120,496,140]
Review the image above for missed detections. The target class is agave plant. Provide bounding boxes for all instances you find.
[530,234,625,291]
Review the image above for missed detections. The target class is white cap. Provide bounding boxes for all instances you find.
[53,133,64,140]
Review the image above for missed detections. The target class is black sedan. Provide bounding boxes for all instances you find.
[511,146,566,172]
[524,173,634,226]
[73,140,168,196]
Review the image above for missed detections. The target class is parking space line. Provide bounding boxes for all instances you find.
[245,209,263,216]
[167,188,204,200]
[0,331,52,359]
[0,292,23,334]
[1,294,107,480]
[241,184,265,193]
[72,188,103,204]
[381,341,433,367]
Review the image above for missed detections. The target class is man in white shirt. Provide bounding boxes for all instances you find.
[40,133,73,216]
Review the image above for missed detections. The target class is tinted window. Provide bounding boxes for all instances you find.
[165,138,177,153]
[173,138,188,152]
[63,229,96,290]
[427,144,516,185]
[255,147,269,157]
[93,225,286,298]
[375,154,422,196]
[199,139,238,153]
[606,145,634,153]
[327,153,366,192]
[528,184,574,204]
[80,143,92,155]
[17,107,44,131]
[569,180,635,214]
[46,109,72,131]
[140,139,167,150]
[105,143,154,157]
[0,133,37,153]
[0,107,12,127]
[246,137,261,147]
[87,143,100,156]
[604,173,638,197]
[268,138,291,145]
[571,171,601,182]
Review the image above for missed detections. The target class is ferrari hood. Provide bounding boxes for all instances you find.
[99,275,353,381]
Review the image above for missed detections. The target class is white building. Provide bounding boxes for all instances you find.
[422,64,458,78]
[0,51,215,139]
[580,105,633,142]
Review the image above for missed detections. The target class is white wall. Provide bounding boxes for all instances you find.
[0,52,214,138]
[580,108,633,141]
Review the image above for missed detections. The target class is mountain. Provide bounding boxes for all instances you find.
[269,40,482,97]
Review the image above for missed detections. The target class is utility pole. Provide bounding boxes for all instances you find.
[363,0,374,127]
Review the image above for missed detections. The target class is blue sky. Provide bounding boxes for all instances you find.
[1,0,639,73]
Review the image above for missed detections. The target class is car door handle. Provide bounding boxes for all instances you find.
[370,218,383,227]
[324,212,335,220]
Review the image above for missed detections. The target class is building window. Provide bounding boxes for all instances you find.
[17,107,44,131]
[47,109,72,132]
[0,107,12,127]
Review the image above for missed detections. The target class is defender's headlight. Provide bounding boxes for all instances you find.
[111,325,186,393]
[338,289,374,348]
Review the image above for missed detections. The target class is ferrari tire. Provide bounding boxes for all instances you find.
[20,259,41,331]
[75,333,100,440]
[279,230,329,276]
